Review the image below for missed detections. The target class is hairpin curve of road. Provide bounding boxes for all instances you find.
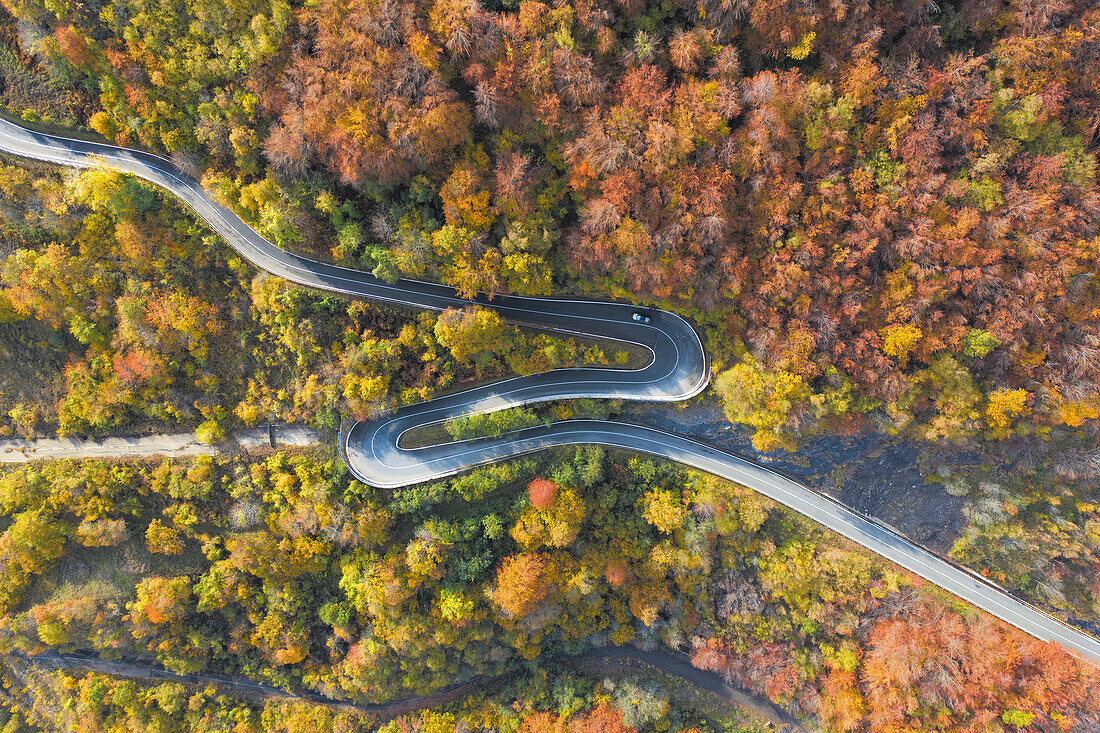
[1,116,1097,667]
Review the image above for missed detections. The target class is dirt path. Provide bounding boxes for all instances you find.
[16,650,500,717]
[16,646,805,730]
[0,425,322,463]
[576,646,805,731]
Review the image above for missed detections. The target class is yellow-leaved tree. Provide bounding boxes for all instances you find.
[714,354,811,451]
[512,486,586,549]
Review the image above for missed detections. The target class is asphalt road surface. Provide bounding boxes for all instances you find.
[1,117,1098,666]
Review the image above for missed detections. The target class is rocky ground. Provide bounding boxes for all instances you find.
[625,398,968,553]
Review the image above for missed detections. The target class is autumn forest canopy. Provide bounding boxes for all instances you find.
[0,0,1098,730]
[0,0,1094,450]
[1,448,1098,732]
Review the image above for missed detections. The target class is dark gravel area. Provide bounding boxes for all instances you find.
[623,398,968,553]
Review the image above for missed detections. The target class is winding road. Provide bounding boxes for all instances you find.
[1,117,1098,666]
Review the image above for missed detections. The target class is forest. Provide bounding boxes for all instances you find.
[0,0,1094,453]
[0,0,1096,729]
[0,448,1096,731]
[2,661,769,733]
[0,160,618,440]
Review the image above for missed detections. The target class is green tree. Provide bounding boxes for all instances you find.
[962,328,1000,358]
[446,407,541,440]
[921,355,984,441]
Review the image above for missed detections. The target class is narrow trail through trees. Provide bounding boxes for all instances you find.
[15,648,805,730]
